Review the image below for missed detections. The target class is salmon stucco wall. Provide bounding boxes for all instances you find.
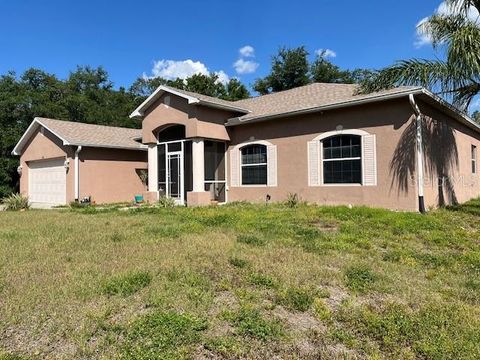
[418,101,480,208]
[226,99,420,211]
[19,128,75,201]
[141,93,235,143]
[78,147,148,204]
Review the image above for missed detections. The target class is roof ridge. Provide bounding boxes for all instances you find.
[234,82,359,104]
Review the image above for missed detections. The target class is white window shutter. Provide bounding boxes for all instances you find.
[362,134,377,186]
[230,149,240,187]
[267,145,277,186]
[308,140,321,186]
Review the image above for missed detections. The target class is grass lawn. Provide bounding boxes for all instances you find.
[1,200,480,359]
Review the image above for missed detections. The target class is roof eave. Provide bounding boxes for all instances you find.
[418,88,480,132]
[66,142,148,151]
[197,100,251,113]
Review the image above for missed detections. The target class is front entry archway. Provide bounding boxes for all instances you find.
[149,125,227,206]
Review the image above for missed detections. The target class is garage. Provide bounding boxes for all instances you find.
[28,158,67,205]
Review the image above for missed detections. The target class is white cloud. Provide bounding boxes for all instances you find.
[415,1,480,48]
[315,48,337,58]
[239,45,255,57]
[214,70,230,85]
[150,59,209,79]
[233,58,259,74]
[146,59,232,84]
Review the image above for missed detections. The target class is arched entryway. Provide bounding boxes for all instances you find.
[150,125,226,205]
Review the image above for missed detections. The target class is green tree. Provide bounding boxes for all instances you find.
[130,73,250,101]
[0,67,140,197]
[223,78,250,101]
[360,0,480,111]
[473,110,480,124]
[254,46,310,94]
[255,47,373,94]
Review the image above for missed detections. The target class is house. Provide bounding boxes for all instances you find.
[12,83,480,211]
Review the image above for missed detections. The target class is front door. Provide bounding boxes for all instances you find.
[167,152,182,204]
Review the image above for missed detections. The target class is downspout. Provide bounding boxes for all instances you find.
[409,94,426,213]
[74,146,82,201]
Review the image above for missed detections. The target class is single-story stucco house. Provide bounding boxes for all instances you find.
[12,83,480,211]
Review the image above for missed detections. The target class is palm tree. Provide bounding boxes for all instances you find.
[360,0,480,112]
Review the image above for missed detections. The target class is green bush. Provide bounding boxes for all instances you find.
[121,311,207,359]
[1,193,29,211]
[102,271,152,297]
[344,265,377,293]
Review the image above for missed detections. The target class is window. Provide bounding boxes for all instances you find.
[472,145,477,174]
[241,144,267,185]
[322,135,362,184]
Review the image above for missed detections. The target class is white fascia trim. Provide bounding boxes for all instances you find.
[129,85,199,118]
[12,117,71,156]
[129,85,249,118]
[226,88,425,126]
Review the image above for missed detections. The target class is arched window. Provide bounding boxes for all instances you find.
[322,135,362,184]
[241,144,267,185]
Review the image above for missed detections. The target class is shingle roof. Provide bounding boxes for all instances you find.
[231,83,421,123]
[36,118,145,150]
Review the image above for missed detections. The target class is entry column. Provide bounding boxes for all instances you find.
[188,138,211,206]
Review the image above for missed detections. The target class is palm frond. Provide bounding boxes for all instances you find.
[359,59,450,93]
[444,0,480,15]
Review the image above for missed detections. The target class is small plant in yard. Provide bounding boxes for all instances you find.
[225,307,283,341]
[248,273,277,289]
[121,311,207,359]
[344,265,377,293]
[102,271,152,297]
[276,286,315,312]
[313,298,332,321]
[237,234,266,246]
[1,193,29,211]
[229,256,249,268]
[285,192,300,208]
[157,195,176,208]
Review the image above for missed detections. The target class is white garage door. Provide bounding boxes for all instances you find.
[29,158,67,205]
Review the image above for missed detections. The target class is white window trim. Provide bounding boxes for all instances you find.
[311,129,370,187]
[232,140,275,187]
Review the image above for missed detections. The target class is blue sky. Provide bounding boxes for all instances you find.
[0,0,452,93]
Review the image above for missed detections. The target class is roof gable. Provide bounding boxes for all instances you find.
[12,118,146,156]
[129,85,250,118]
